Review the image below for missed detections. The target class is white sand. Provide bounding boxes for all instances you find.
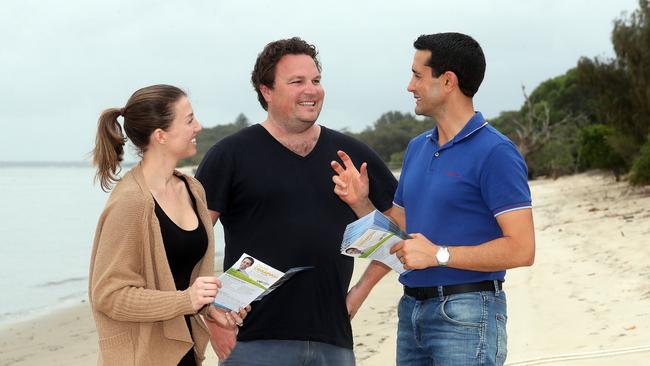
[1,172,649,365]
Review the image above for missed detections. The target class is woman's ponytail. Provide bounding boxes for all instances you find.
[93,108,126,192]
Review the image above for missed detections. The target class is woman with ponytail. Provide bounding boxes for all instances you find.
[89,85,249,366]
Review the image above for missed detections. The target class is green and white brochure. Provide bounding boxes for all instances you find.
[213,253,312,312]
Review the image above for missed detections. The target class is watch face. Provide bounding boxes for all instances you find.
[437,247,450,262]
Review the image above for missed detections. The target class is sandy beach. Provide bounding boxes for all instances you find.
[1,172,649,365]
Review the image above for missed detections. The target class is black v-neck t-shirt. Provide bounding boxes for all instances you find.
[154,176,208,366]
[195,124,397,349]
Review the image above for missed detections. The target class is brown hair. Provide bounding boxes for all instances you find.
[92,84,186,191]
[251,37,321,111]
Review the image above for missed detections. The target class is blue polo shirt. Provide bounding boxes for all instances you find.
[394,112,531,287]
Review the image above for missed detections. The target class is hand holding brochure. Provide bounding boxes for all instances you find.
[213,253,312,312]
[340,210,411,274]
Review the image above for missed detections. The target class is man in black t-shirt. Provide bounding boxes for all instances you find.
[195,37,397,365]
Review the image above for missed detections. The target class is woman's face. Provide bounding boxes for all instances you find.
[162,96,202,160]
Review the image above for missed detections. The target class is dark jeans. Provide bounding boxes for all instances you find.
[220,339,355,366]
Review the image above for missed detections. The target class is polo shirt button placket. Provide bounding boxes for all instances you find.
[429,150,441,171]
[429,150,440,172]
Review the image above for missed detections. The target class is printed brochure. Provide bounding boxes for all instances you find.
[213,253,312,312]
[340,210,411,274]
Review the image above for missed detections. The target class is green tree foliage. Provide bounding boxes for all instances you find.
[630,135,650,185]
[179,113,250,166]
[577,0,650,163]
[389,150,406,169]
[526,68,598,123]
[347,111,435,168]
[577,124,626,180]
[526,136,577,179]
[510,86,576,160]
[489,69,593,178]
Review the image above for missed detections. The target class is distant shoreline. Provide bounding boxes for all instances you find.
[0,161,138,168]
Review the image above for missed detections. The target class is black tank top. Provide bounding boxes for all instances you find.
[154,176,208,366]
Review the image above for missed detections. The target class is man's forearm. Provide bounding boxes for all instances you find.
[354,260,391,293]
[448,236,535,272]
[349,198,376,218]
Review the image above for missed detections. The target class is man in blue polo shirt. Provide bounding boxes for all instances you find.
[331,32,535,365]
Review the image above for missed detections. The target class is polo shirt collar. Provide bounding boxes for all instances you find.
[453,111,488,144]
[426,111,488,147]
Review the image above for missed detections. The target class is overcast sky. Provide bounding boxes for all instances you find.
[0,0,639,162]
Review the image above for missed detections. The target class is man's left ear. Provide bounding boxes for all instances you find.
[260,84,272,104]
[444,71,458,90]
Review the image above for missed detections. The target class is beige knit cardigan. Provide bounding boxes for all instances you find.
[89,164,214,366]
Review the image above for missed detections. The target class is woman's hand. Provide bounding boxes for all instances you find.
[189,276,220,311]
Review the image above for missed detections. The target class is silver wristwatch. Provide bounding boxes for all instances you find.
[436,246,450,266]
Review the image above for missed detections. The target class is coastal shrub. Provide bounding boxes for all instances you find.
[178,113,250,166]
[388,150,405,170]
[629,135,650,185]
[352,112,435,162]
[527,139,576,179]
[578,124,626,180]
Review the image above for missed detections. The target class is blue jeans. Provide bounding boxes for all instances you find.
[397,286,508,366]
[220,339,355,366]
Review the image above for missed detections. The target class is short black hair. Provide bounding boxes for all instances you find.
[413,33,485,97]
[243,256,254,265]
[251,37,321,110]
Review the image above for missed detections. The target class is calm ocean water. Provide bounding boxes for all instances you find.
[0,164,225,325]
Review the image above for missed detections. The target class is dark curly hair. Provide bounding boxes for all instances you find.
[251,37,321,110]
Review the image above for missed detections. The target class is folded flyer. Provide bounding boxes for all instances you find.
[213,253,312,312]
[340,210,411,274]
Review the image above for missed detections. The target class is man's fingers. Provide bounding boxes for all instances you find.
[230,311,243,325]
[337,150,356,170]
[238,306,251,319]
[349,310,357,320]
[408,233,425,240]
[390,241,404,254]
[360,162,368,180]
[334,186,348,196]
[330,161,345,175]
[224,312,235,326]
[332,175,347,188]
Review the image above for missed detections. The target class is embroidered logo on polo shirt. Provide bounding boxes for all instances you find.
[446,171,461,177]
